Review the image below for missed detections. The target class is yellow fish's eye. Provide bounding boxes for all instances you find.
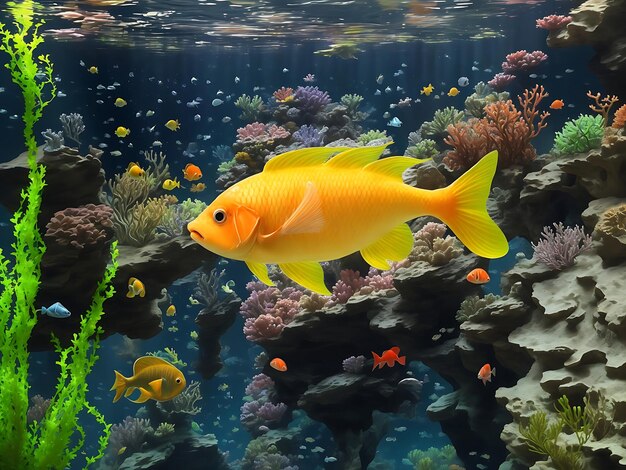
[175,377,182,384]
[213,209,226,224]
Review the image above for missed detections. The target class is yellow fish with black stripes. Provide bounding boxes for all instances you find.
[187,144,508,294]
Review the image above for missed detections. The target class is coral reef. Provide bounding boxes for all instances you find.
[41,129,64,153]
[487,73,516,91]
[420,107,464,140]
[464,82,509,118]
[235,94,265,121]
[531,222,592,270]
[501,50,548,74]
[158,198,206,238]
[342,355,366,374]
[593,204,626,264]
[536,14,572,31]
[45,203,113,249]
[59,112,85,146]
[292,124,326,147]
[294,86,331,114]
[553,114,604,154]
[26,395,51,424]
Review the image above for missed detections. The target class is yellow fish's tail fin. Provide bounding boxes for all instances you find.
[111,370,128,403]
[430,151,508,259]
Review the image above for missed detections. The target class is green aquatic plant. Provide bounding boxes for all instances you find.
[519,392,613,470]
[405,138,438,159]
[0,2,117,468]
[235,94,264,121]
[405,445,459,470]
[358,129,388,144]
[553,114,604,155]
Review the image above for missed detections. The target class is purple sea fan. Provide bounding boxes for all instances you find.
[343,355,366,374]
[293,124,326,147]
[531,222,592,270]
[294,86,332,113]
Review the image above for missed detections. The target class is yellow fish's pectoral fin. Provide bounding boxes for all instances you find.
[279,261,330,295]
[148,378,164,396]
[264,147,350,172]
[272,182,324,236]
[431,150,508,259]
[129,387,153,404]
[361,223,414,270]
[363,156,430,180]
[234,205,260,250]
[246,261,274,286]
[325,143,391,169]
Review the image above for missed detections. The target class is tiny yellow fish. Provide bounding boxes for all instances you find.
[190,331,198,341]
[118,446,127,456]
[168,326,178,333]
[115,126,130,138]
[447,87,460,97]
[114,98,127,107]
[218,383,229,391]
[188,145,508,294]
[162,178,181,191]
[166,305,176,316]
[188,296,200,305]
[165,119,180,131]
[190,183,206,193]
[126,277,145,298]
[421,84,434,96]
[88,66,98,74]
[126,162,144,178]
[111,356,186,403]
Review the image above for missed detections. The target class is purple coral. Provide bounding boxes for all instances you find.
[327,270,366,306]
[45,204,113,249]
[502,50,548,74]
[342,355,366,374]
[236,122,290,144]
[488,73,516,92]
[245,373,275,399]
[108,416,153,458]
[27,395,51,424]
[531,222,592,270]
[240,399,288,431]
[294,86,331,113]
[254,453,299,470]
[244,314,284,342]
[293,124,326,147]
[360,268,395,294]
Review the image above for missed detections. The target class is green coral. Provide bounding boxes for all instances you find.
[405,445,459,470]
[553,114,604,155]
[147,347,187,367]
[358,129,388,144]
[340,93,364,120]
[456,293,501,323]
[0,2,117,468]
[235,94,264,122]
[519,392,613,470]
[464,81,509,118]
[218,157,238,173]
[406,138,439,159]
[421,107,464,138]
[154,422,175,438]
[158,198,207,237]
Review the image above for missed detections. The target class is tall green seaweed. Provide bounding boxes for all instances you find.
[0,1,117,468]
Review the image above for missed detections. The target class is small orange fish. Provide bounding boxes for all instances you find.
[126,277,145,298]
[466,268,490,285]
[183,163,202,181]
[478,363,495,385]
[550,99,564,110]
[110,356,186,403]
[126,162,144,178]
[270,357,287,372]
[372,347,406,370]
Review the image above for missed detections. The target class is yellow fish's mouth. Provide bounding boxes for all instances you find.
[188,228,204,242]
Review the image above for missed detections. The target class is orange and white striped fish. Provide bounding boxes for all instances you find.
[466,268,490,285]
[188,144,508,294]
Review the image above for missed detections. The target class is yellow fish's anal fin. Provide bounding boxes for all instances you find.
[324,143,391,169]
[279,261,330,295]
[363,156,429,180]
[148,378,164,396]
[264,147,350,172]
[361,223,414,270]
[124,387,136,397]
[430,150,509,259]
[246,261,274,286]
[132,355,172,375]
[129,387,153,404]
[274,182,324,236]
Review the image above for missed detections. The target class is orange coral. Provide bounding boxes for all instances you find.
[612,104,626,129]
[444,85,549,170]
[587,91,619,126]
[273,87,294,103]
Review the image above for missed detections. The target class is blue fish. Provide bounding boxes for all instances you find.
[39,302,71,319]
[387,117,402,128]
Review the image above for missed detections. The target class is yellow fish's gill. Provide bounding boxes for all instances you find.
[110,356,186,403]
[187,144,508,295]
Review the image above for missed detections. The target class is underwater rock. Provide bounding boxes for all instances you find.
[546,0,626,98]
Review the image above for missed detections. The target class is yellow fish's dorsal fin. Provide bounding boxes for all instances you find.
[264,147,350,172]
[129,387,153,404]
[246,261,274,286]
[360,223,414,270]
[148,378,164,396]
[324,143,392,169]
[363,156,429,180]
[269,182,324,237]
[279,261,331,295]
[133,356,171,375]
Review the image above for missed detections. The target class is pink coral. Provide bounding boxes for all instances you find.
[327,270,366,306]
[360,268,395,294]
[244,314,284,341]
[245,373,275,399]
[236,122,290,144]
[502,50,548,74]
[488,73,516,91]
[536,15,572,31]
[273,86,294,102]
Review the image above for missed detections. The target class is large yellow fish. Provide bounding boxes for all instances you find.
[110,356,186,403]
[187,145,508,294]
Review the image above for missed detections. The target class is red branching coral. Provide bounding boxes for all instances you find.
[444,85,549,170]
[536,15,572,31]
[273,86,294,102]
[502,50,548,74]
[612,104,626,129]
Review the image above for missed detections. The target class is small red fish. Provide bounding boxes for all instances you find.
[270,357,287,372]
[372,347,406,370]
[183,163,202,181]
[477,363,495,385]
[466,268,490,285]
[550,99,564,110]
